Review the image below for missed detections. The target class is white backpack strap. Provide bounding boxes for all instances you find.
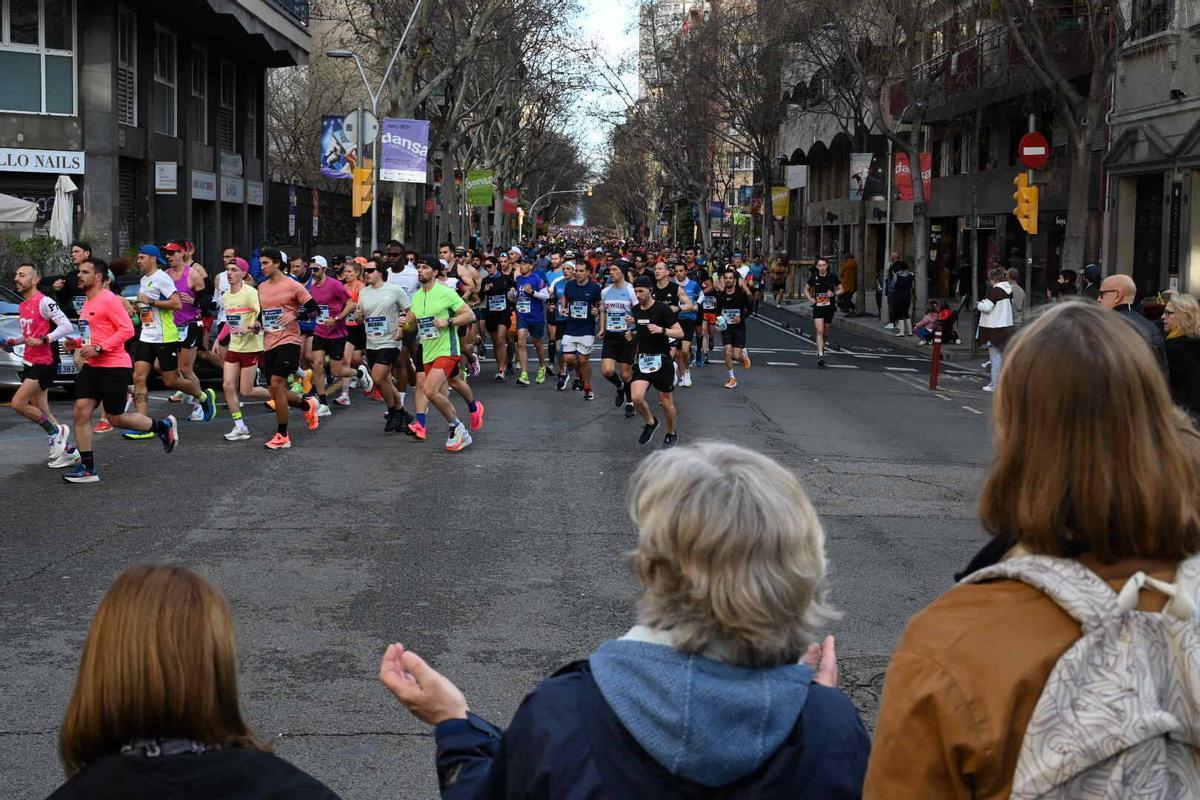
[962,555,1117,632]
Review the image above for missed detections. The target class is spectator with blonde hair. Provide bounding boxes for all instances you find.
[1165,292,1200,419]
[379,441,869,799]
[50,564,339,799]
[866,302,1200,798]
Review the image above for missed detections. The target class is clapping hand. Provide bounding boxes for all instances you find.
[378,643,469,726]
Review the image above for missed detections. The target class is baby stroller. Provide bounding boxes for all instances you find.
[936,299,964,345]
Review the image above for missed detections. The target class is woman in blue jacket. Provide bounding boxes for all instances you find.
[378,441,870,799]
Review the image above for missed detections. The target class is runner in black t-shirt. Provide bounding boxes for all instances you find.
[627,275,684,447]
[714,270,753,389]
[480,261,514,381]
[805,257,844,368]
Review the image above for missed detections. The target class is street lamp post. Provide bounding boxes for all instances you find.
[326,0,424,254]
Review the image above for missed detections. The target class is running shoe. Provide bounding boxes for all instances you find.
[407,421,427,440]
[316,403,332,418]
[265,433,292,449]
[517,372,531,386]
[614,382,625,407]
[167,390,186,402]
[224,426,251,441]
[122,429,155,440]
[494,371,505,383]
[469,401,485,431]
[48,448,81,469]
[741,351,752,369]
[624,403,636,418]
[583,389,595,401]
[663,432,678,448]
[48,424,70,461]
[638,417,660,445]
[468,352,481,378]
[158,415,178,453]
[334,392,351,407]
[445,422,473,452]
[724,377,738,389]
[304,397,321,430]
[535,365,547,384]
[556,374,569,391]
[203,388,218,421]
[62,463,99,483]
[189,404,205,422]
[356,364,374,393]
[93,419,114,434]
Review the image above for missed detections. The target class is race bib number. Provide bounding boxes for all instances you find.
[815,294,831,307]
[606,314,628,333]
[366,316,387,336]
[317,305,331,323]
[72,295,86,314]
[488,295,507,312]
[722,308,742,325]
[78,319,91,346]
[516,296,532,315]
[638,354,663,373]
[570,301,588,319]
[139,305,156,328]
[417,316,438,341]
[261,308,284,332]
[226,313,242,331]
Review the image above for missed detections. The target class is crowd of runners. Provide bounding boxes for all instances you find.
[3,238,830,483]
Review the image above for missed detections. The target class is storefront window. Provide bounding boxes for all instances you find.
[0,0,75,114]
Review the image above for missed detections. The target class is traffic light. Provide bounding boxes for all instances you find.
[352,161,374,217]
[1012,172,1038,235]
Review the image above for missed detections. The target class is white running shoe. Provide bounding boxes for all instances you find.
[224,426,251,441]
[48,448,81,469]
[47,423,70,461]
[316,403,332,418]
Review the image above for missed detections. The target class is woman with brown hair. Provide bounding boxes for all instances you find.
[865,301,1200,798]
[50,564,339,799]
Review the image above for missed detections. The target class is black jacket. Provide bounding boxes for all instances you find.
[1166,335,1200,420]
[46,747,341,800]
[1114,306,1168,375]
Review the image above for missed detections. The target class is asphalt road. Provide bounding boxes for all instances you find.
[0,315,995,798]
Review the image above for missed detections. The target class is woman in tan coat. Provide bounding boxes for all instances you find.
[865,301,1200,798]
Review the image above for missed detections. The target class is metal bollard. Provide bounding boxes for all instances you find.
[929,324,943,390]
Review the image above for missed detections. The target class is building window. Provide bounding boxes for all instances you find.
[218,60,235,151]
[0,0,76,115]
[1131,0,1172,39]
[246,76,259,158]
[153,26,176,136]
[189,45,207,144]
[116,6,136,126]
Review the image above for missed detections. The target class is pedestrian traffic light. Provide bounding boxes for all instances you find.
[352,162,374,217]
[1012,172,1038,235]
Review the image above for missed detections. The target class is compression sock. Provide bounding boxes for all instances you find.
[36,415,57,435]
[416,412,426,427]
[80,450,95,471]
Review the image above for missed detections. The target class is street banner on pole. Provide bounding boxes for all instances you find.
[466,169,494,206]
[894,152,933,201]
[379,118,429,183]
[849,152,873,201]
[320,115,356,180]
[771,185,789,219]
[503,188,519,215]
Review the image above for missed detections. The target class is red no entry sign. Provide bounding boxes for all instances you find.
[1019,132,1050,170]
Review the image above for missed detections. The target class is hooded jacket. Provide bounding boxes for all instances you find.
[433,631,869,799]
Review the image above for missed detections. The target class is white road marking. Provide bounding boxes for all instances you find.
[961,405,983,415]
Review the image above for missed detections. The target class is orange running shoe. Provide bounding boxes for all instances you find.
[264,433,291,449]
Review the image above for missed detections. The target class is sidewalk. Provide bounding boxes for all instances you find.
[762,296,983,364]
